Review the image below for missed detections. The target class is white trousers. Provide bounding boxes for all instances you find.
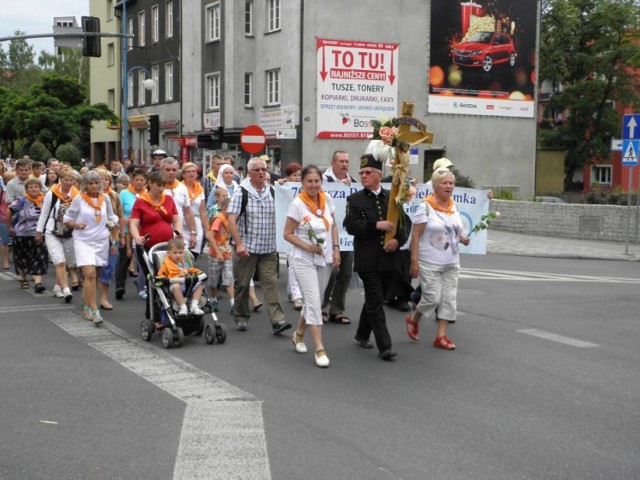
[417,262,460,322]
[293,258,331,326]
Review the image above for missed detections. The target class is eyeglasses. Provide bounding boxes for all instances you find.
[250,168,268,172]
[358,170,377,176]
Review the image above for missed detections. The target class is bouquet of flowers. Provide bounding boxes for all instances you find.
[301,215,325,253]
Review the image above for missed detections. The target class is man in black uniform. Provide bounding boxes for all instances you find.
[344,154,409,360]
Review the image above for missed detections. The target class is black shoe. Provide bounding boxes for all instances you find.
[115,288,125,300]
[272,321,292,335]
[378,348,397,361]
[34,283,46,294]
[354,335,373,349]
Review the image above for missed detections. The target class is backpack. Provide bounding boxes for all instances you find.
[46,194,73,239]
[236,184,275,235]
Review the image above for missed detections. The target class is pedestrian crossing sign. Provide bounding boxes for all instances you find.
[622,140,639,166]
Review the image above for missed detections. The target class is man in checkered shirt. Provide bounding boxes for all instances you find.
[227,157,291,334]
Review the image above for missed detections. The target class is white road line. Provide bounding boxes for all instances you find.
[46,312,271,480]
[518,328,600,348]
[0,304,70,314]
[461,268,640,284]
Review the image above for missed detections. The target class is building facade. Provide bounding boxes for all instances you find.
[90,0,539,198]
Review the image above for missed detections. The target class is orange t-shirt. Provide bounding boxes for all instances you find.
[208,214,232,260]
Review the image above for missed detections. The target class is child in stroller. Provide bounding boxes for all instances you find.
[157,238,205,322]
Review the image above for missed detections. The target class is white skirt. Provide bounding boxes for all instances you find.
[74,237,109,267]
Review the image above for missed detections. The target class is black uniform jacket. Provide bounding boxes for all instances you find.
[343,187,410,273]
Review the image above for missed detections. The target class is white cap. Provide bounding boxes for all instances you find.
[433,157,454,171]
[152,149,168,157]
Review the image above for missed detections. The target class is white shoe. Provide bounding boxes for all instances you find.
[293,298,304,311]
[292,332,307,354]
[53,285,64,298]
[62,287,73,303]
[190,305,204,316]
[177,304,188,317]
[315,350,330,368]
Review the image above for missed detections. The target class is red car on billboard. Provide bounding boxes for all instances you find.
[452,31,517,72]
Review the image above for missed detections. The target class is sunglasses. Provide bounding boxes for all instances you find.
[358,170,378,176]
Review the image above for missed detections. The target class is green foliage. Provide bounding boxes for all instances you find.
[493,189,517,200]
[539,0,640,191]
[27,142,50,162]
[56,143,82,166]
[451,168,475,188]
[585,185,628,205]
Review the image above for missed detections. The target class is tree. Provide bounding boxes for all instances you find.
[38,48,89,88]
[539,0,640,190]
[0,31,41,92]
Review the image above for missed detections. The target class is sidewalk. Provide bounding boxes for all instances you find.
[487,230,640,261]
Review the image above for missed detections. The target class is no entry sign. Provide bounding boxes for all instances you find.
[240,125,266,154]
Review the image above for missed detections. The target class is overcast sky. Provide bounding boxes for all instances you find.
[0,0,89,56]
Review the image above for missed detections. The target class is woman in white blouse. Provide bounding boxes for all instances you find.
[405,168,470,350]
[181,162,208,258]
[283,165,340,368]
[64,171,119,325]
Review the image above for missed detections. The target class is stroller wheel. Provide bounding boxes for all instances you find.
[174,327,184,348]
[204,324,215,345]
[162,328,174,349]
[215,323,227,344]
[140,320,154,341]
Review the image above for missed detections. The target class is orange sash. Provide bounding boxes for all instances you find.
[24,192,44,209]
[165,179,180,195]
[139,192,168,216]
[127,185,145,196]
[298,190,329,230]
[183,180,204,202]
[51,184,78,205]
[80,192,104,222]
[426,193,455,215]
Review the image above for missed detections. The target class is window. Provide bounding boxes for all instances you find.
[127,72,134,107]
[591,165,612,185]
[205,2,221,42]
[244,73,253,107]
[138,11,146,47]
[152,5,159,43]
[127,17,134,50]
[165,62,174,101]
[151,65,159,104]
[138,70,146,106]
[266,69,280,105]
[205,72,221,110]
[166,1,174,38]
[107,0,113,21]
[244,1,253,36]
[267,0,280,32]
[107,89,115,111]
[107,43,115,66]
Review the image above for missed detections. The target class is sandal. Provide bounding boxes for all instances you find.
[252,302,263,312]
[405,315,419,341]
[329,313,351,325]
[20,279,30,289]
[3,262,9,269]
[434,335,455,350]
[71,283,80,291]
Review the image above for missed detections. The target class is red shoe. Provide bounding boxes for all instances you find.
[434,335,455,350]
[405,315,419,341]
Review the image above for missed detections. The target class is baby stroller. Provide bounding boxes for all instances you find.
[136,241,227,348]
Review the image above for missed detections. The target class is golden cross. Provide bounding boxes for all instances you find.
[395,101,434,146]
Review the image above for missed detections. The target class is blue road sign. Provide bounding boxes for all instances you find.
[622,140,639,167]
[622,114,640,140]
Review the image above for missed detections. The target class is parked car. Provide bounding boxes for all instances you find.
[452,31,517,72]
[534,196,567,204]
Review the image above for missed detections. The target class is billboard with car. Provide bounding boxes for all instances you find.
[428,1,538,118]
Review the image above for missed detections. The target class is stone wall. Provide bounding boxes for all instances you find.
[489,200,639,242]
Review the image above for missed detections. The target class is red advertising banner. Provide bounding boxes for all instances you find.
[428,1,537,118]
[316,38,399,140]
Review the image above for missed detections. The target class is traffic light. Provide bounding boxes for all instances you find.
[149,114,160,145]
[81,16,101,57]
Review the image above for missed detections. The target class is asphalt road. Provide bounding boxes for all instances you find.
[1,253,639,479]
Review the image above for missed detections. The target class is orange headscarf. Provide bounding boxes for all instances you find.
[24,192,44,209]
[298,190,329,230]
[51,183,78,205]
[80,192,105,222]
[425,193,455,215]
[183,180,204,202]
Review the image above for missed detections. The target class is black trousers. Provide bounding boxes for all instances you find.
[356,271,393,352]
[114,245,130,292]
[385,250,413,303]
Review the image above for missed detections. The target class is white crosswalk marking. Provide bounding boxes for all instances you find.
[518,329,600,348]
[460,268,640,284]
